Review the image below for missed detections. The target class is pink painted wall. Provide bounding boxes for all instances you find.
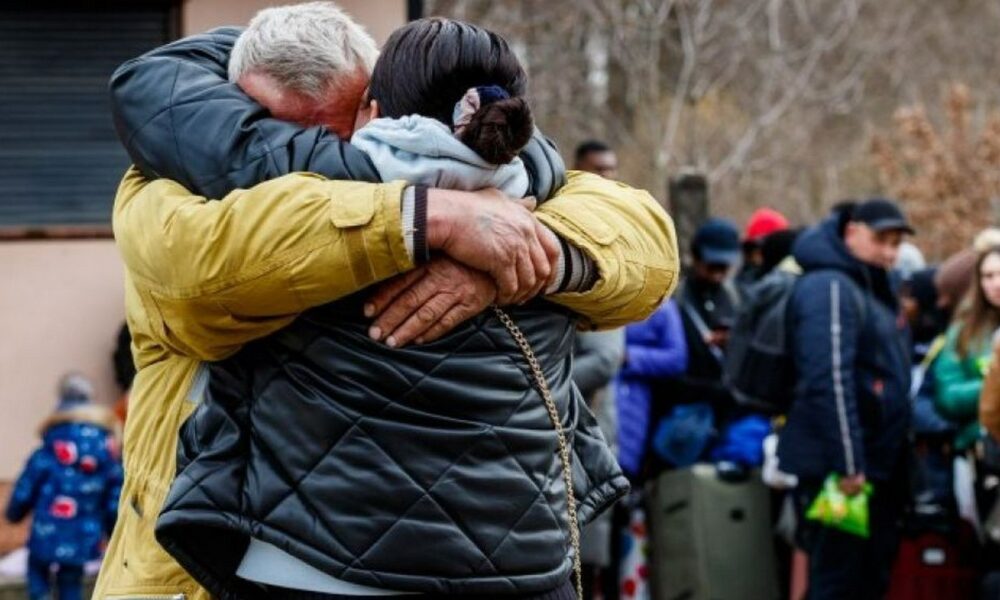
[0,241,124,478]
[0,2,407,479]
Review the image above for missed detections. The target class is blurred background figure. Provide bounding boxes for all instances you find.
[672,218,741,411]
[648,219,741,475]
[779,199,914,600]
[574,328,625,600]
[616,300,689,480]
[112,323,135,424]
[574,140,619,179]
[5,374,121,600]
[737,208,789,298]
[934,244,1000,453]
[571,138,626,599]
[759,228,802,277]
[895,242,927,281]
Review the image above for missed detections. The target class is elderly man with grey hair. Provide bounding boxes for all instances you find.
[228,2,378,140]
[97,4,678,599]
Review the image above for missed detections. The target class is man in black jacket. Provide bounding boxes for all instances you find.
[675,219,741,411]
[779,199,913,600]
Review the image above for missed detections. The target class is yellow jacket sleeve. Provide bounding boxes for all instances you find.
[535,171,679,329]
[114,167,413,360]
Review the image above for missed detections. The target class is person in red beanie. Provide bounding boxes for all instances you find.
[736,207,790,297]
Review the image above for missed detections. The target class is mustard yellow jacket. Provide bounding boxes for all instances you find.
[94,168,677,599]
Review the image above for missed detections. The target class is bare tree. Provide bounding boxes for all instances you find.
[424,0,1000,237]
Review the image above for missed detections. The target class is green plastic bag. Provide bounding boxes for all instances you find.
[805,474,873,538]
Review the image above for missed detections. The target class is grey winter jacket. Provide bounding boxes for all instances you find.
[572,329,624,568]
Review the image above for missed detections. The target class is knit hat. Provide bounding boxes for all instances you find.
[935,248,977,310]
[57,373,93,412]
[743,208,789,243]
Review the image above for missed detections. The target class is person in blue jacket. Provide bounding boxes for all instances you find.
[778,200,913,600]
[6,374,122,600]
[616,299,689,479]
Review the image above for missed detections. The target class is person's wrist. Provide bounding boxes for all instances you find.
[426,188,460,250]
[411,185,430,264]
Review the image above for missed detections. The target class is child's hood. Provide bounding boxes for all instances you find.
[40,405,119,473]
[39,404,120,455]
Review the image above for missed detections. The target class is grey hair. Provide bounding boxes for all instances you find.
[228,2,379,99]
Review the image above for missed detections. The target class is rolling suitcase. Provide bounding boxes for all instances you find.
[885,529,980,600]
[646,464,779,600]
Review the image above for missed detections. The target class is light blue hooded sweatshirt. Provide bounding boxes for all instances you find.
[351,114,530,197]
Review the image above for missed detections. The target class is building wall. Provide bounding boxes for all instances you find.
[0,1,407,479]
[0,241,124,479]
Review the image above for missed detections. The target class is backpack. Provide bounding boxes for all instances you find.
[724,268,866,415]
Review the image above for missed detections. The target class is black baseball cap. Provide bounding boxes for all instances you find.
[692,218,741,265]
[850,198,915,235]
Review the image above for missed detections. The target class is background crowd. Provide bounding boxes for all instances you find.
[3,3,997,597]
[571,140,1000,600]
[7,139,994,600]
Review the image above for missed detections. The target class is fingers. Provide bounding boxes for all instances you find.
[383,292,458,348]
[366,267,426,320]
[414,303,479,345]
[538,222,563,282]
[493,260,521,305]
[509,246,537,305]
[506,210,550,305]
[376,259,495,346]
[368,271,437,343]
[526,223,554,299]
[513,195,537,211]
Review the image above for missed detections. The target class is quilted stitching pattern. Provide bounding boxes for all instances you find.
[253,315,565,567]
[159,301,628,594]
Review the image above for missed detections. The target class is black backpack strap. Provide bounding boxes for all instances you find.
[679,288,725,365]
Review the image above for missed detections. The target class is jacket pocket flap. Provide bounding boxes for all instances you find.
[329,191,376,228]
[584,218,619,245]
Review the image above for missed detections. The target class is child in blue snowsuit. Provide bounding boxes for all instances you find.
[6,374,122,600]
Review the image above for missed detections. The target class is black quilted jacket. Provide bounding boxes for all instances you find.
[109,28,628,597]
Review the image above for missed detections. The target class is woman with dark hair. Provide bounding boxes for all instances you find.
[350,18,536,196]
[154,17,632,600]
[935,245,1000,451]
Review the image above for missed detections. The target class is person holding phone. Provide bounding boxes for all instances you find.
[673,218,741,407]
[648,219,742,473]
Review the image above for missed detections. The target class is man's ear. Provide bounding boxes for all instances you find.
[353,89,379,133]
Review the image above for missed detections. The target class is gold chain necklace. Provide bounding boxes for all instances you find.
[492,306,583,600]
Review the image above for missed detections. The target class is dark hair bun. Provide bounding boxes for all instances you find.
[458,97,534,165]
